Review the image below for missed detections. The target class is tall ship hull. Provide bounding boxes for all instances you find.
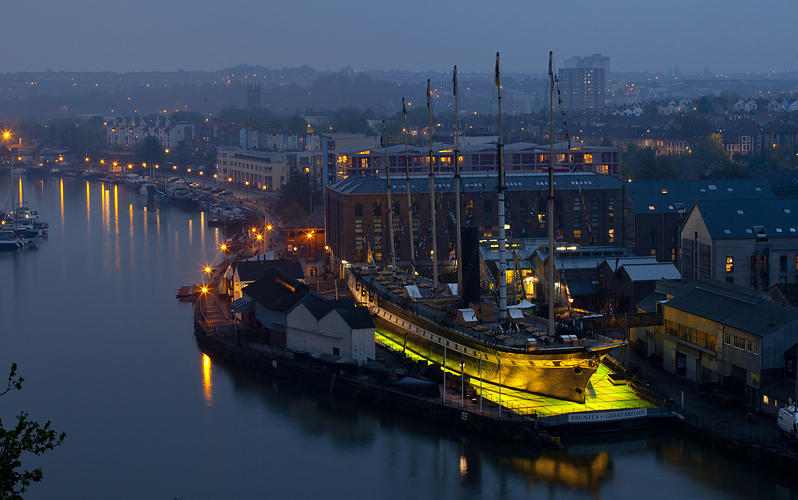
[349,273,622,404]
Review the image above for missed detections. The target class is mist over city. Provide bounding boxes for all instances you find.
[3,1,798,500]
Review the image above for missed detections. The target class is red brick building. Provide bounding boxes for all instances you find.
[324,172,624,277]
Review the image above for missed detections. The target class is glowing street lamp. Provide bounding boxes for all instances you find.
[200,286,209,316]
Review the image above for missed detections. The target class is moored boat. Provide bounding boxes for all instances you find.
[344,54,623,404]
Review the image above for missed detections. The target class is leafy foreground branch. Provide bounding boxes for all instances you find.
[0,364,65,500]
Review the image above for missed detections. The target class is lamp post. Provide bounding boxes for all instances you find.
[245,181,249,200]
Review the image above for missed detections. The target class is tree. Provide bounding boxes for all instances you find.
[285,115,309,135]
[276,174,320,221]
[137,135,164,166]
[695,96,713,114]
[170,111,205,123]
[0,364,65,499]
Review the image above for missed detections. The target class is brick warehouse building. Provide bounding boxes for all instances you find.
[324,172,624,276]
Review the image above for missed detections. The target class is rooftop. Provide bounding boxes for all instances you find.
[663,286,798,337]
[626,179,774,215]
[692,199,798,240]
[328,172,622,196]
[242,267,321,313]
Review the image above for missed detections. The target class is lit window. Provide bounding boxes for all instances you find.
[649,205,655,211]
[763,395,769,405]
[726,256,733,272]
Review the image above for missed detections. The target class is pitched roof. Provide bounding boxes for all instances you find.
[626,179,774,215]
[693,199,798,239]
[663,287,798,337]
[243,267,321,313]
[302,300,374,329]
[768,283,798,307]
[233,259,304,281]
[636,290,669,313]
[621,263,681,282]
[282,210,325,230]
[604,256,659,271]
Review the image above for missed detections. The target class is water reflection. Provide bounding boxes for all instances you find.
[1,175,796,500]
[202,354,213,406]
[59,178,64,227]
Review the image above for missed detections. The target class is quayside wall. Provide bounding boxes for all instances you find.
[194,315,549,443]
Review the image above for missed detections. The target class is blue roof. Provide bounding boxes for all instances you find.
[626,179,774,215]
[694,199,798,240]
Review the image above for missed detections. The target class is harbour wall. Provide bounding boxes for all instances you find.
[194,316,549,443]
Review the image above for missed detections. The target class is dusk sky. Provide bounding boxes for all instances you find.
[3,0,796,75]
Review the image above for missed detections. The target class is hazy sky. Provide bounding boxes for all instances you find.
[3,0,796,75]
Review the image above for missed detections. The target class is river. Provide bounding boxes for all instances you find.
[0,175,795,499]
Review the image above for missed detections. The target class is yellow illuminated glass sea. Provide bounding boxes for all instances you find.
[376,329,656,418]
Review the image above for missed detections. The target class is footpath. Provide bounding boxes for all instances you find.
[634,350,793,454]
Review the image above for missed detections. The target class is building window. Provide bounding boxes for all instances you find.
[726,277,734,283]
[354,219,363,234]
[354,203,363,217]
[332,347,340,356]
[764,395,770,405]
[781,255,788,272]
[573,197,581,212]
[724,332,731,345]
[651,249,657,256]
[650,230,657,244]
[373,220,382,234]
[608,229,615,243]
[726,256,734,273]
[592,198,599,212]
[373,202,381,216]
[574,229,581,242]
[751,372,760,388]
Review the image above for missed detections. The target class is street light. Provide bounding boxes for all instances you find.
[245,181,249,200]
[201,286,208,316]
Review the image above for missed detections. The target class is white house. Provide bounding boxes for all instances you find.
[286,300,375,363]
[232,267,375,364]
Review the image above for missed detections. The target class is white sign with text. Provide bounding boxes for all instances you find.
[568,408,648,423]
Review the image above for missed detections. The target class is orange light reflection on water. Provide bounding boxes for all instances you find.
[202,354,213,406]
[86,181,90,229]
[59,179,64,226]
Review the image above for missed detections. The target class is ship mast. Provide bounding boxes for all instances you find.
[496,53,507,322]
[453,66,463,302]
[548,51,556,336]
[427,80,438,288]
[403,98,416,280]
[383,121,396,277]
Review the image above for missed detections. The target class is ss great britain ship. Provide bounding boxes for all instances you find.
[348,54,623,404]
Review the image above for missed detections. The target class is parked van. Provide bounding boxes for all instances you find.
[777,406,797,440]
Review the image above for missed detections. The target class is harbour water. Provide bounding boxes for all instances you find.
[0,175,796,499]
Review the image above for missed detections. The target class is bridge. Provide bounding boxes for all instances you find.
[581,312,662,332]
